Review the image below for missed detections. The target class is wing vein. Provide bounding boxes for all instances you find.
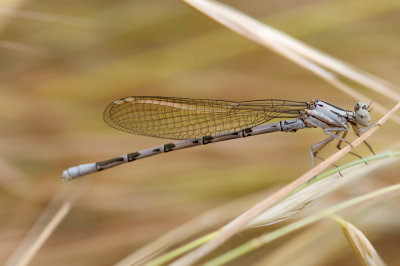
[103,96,307,140]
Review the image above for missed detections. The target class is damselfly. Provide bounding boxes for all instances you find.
[62,96,374,181]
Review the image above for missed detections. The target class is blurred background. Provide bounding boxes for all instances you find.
[1,0,399,265]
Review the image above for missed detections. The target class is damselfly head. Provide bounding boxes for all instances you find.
[354,102,371,126]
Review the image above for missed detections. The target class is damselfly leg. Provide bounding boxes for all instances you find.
[335,131,365,162]
[352,124,376,155]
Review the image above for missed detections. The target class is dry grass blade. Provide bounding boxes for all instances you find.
[0,8,93,27]
[114,189,277,266]
[5,202,71,266]
[183,0,400,99]
[205,184,400,266]
[5,181,89,266]
[0,40,47,54]
[333,215,387,266]
[170,97,399,265]
[182,0,400,123]
[247,152,398,228]
[0,0,27,33]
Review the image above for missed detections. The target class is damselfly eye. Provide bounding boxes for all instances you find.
[354,102,371,126]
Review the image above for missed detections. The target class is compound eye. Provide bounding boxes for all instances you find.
[354,102,371,126]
